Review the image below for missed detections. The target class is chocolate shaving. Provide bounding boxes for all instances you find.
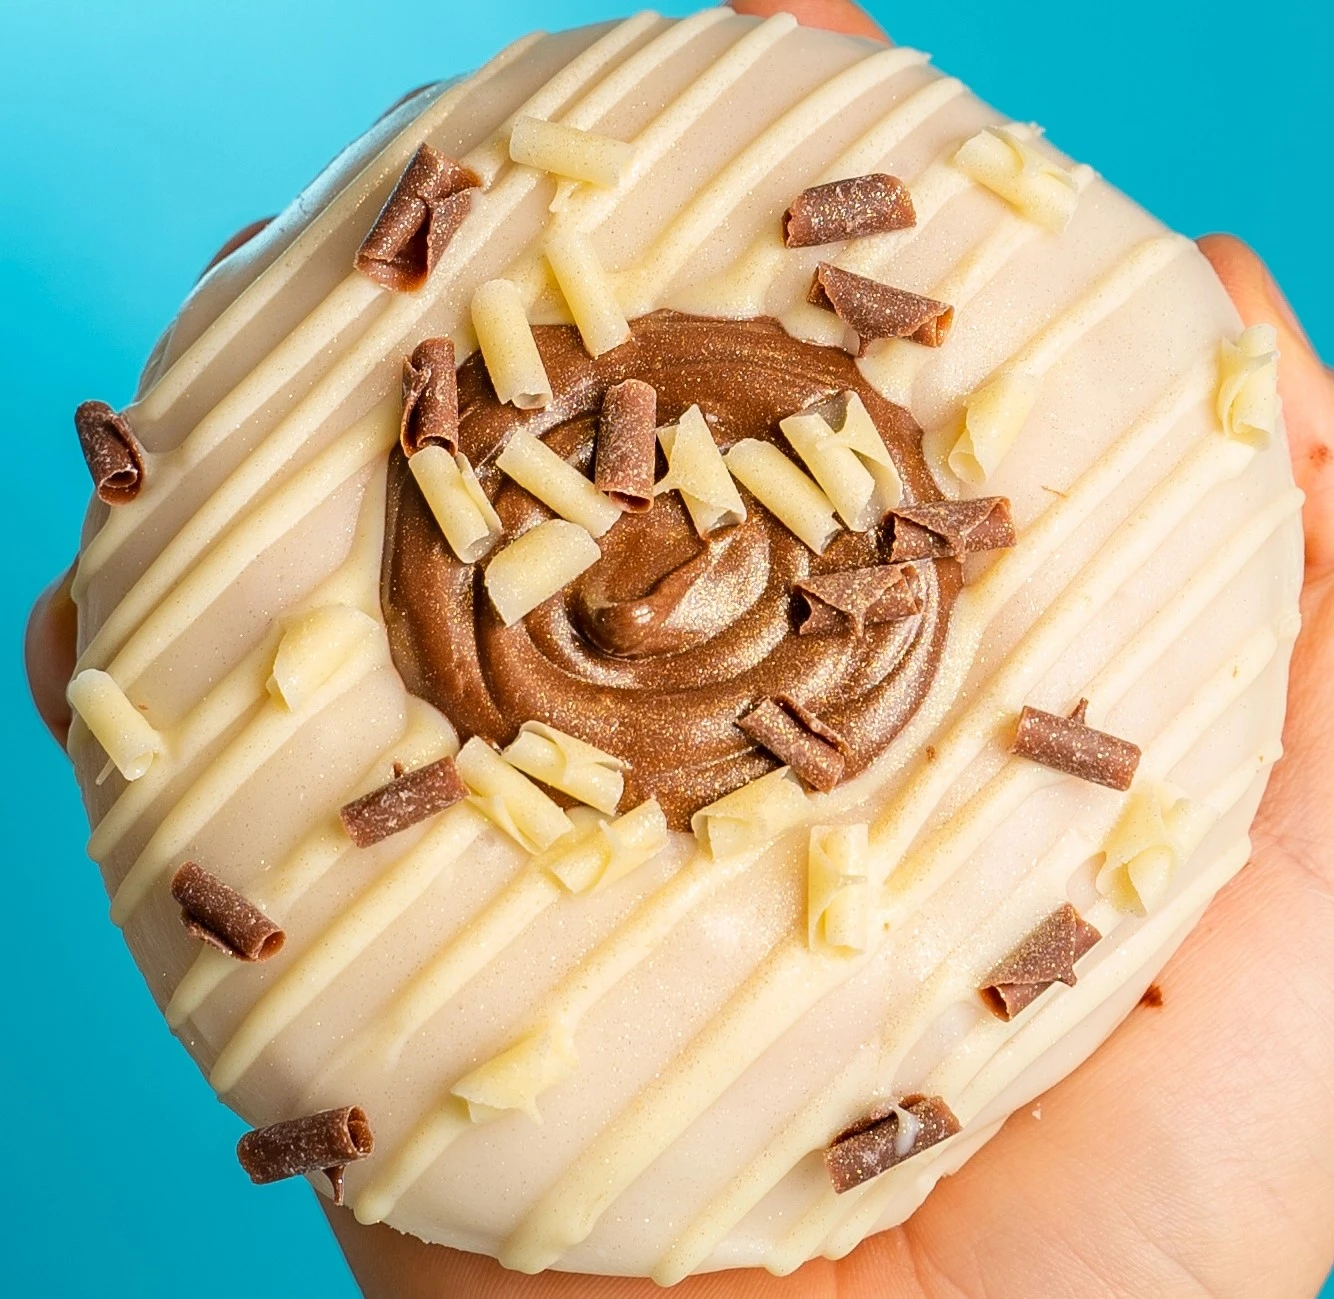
[237,1106,374,1205]
[738,696,848,792]
[74,401,145,505]
[340,756,468,848]
[1140,983,1164,1009]
[401,337,459,456]
[784,173,916,248]
[979,903,1101,1021]
[794,565,922,637]
[1010,699,1141,791]
[825,1094,961,1193]
[808,263,953,354]
[355,144,481,292]
[885,498,1015,563]
[595,379,658,511]
[169,862,285,962]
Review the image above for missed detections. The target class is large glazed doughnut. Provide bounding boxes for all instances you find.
[64,11,1302,1281]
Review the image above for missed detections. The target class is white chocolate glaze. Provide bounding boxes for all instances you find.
[66,14,1302,1280]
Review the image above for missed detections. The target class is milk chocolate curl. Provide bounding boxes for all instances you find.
[979,903,1102,1021]
[236,1106,374,1206]
[355,144,481,292]
[794,565,921,637]
[74,401,145,505]
[595,379,658,511]
[738,696,848,792]
[401,337,459,455]
[886,498,1015,563]
[340,756,468,848]
[1011,699,1141,791]
[825,1095,961,1193]
[169,862,285,962]
[783,173,916,248]
[809,264,953,353]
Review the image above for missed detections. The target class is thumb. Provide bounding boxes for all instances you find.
[1198,234,1334,576]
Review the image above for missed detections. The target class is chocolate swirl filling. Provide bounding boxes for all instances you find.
[382,312,958,829]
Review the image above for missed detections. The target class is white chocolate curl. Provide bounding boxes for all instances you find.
[691,768,811,859]
[780,392,902,530]
[452,1024,579,1124]
[495,431,621,538]
[948,370,1042,485]
[537,800,670,894]
[266,604,381,711]
[724,439,842,553]
[409,446,504,562]
[502,721,627,814]
[1095,782,1211,914]
[484,519,600,626]
[807,823,873,954]
[954,127,1080,232]
[655,406,747,536]
[508,115,634,188]
[455,736,573,853]
[544,227,632,358]
[471,279,553,410]
[67,668,165,782]
[1218,324,1281,449]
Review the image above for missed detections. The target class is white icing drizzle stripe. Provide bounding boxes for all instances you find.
[355,1100,474,1227]
[209,804,487,1094]
[465,12,674,184]
[109,631,390,925]
[352,843,762,1223]
[94,400,397,689]
[501,13,818,309]
[76,275,382,610]
[677,80,969,319]
[165,825,347,1030]
[86,630,277,861]
[612,46,932,313]
[1008,235,1189,380]
[862,165,1098,406]
[321,870,564,1082]
[164,700,457,1029]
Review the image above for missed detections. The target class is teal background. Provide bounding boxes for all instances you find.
[2,1,1329,1294]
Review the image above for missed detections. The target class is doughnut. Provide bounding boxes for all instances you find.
[63,11,1302,1282]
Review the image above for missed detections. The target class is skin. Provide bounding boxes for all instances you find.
[26,1,1334,1293]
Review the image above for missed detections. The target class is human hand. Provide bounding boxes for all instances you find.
[28,1,1334,1295]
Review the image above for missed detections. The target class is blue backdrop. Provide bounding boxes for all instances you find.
[2,1,1329,1294]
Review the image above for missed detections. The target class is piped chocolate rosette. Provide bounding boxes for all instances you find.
[382,312,995,826]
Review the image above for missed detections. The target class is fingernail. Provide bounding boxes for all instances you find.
[1263,264,1314,353]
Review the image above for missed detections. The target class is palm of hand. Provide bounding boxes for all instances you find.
[27,3,1334,1295]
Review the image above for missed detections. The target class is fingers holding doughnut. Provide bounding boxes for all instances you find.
[25,564,77,748]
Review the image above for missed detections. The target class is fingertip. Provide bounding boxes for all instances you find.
[727,0,890,43]
[1199,234,1334,574]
